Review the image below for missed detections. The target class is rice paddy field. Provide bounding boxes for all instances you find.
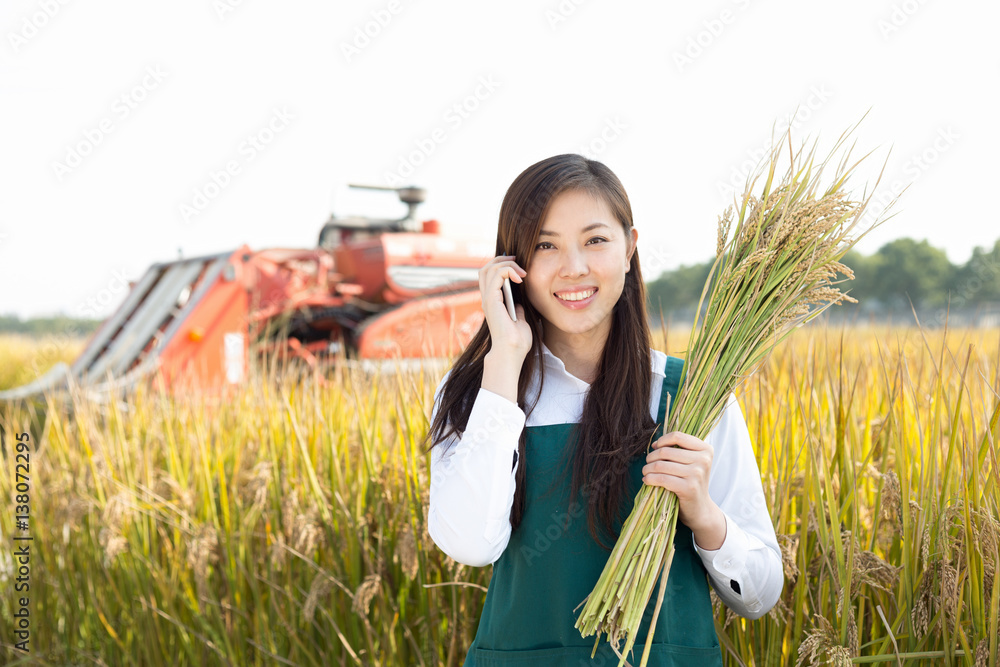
[0,325,998,666]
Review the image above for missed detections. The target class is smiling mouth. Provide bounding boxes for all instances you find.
[555,288,597,302]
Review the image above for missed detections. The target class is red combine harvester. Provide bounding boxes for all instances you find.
[1,185,493,401]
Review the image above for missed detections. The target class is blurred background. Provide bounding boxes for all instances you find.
[1,0,997,331]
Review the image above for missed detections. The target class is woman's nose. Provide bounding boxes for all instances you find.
[559,249,589,278]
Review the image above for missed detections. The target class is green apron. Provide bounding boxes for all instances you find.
[463,356,723,666]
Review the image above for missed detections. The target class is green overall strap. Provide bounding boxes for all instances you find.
[661,355,684,433]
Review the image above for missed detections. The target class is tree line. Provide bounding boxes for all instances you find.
[4,236,999,337]
[646,237,1000,322]
[0,314,102,337]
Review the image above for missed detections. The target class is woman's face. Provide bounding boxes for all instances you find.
[523,188,637,350]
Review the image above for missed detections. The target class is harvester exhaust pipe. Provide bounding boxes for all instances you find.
[347,183,427,226]
[318,184,429,249]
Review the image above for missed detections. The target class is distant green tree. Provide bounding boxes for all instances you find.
[646,260,714,321]
[642,237,1000,319]
[0,313,101,338]
[869,239,954,310]
[950,239,1000,308]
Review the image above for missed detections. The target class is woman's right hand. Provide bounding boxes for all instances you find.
[479,255,532,362]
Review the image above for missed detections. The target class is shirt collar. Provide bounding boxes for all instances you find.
[539,340,589,384]
[539,340,563,369]
[539,339,665,379]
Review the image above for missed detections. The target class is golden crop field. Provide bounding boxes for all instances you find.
[0,334,85,396]
[1,326,998,666]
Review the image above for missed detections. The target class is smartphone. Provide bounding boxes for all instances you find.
[502,277,517,322]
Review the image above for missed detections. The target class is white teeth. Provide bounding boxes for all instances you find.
[557,289,596,302]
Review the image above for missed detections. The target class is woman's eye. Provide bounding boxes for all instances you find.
[535,238,606,250]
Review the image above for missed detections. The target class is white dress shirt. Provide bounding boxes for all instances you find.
[427,342,784,620]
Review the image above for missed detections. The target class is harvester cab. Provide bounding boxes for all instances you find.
[0,184,493,402]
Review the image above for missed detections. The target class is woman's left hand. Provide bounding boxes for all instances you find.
[641,431,726,549]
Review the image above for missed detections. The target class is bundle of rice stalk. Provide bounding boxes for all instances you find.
[574,115,899,667]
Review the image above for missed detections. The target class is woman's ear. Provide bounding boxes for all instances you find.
[625,227,638,272]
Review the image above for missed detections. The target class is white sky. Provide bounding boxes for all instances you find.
[1,0,997,320]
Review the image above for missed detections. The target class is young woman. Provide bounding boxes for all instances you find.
[423,154,783,666]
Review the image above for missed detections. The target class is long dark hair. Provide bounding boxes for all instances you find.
[421,154,658,550]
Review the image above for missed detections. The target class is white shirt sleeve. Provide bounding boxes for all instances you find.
[694,393,784,620]
[427,371,525,567]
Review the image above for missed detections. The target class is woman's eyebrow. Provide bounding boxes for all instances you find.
[538,222,611,237]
